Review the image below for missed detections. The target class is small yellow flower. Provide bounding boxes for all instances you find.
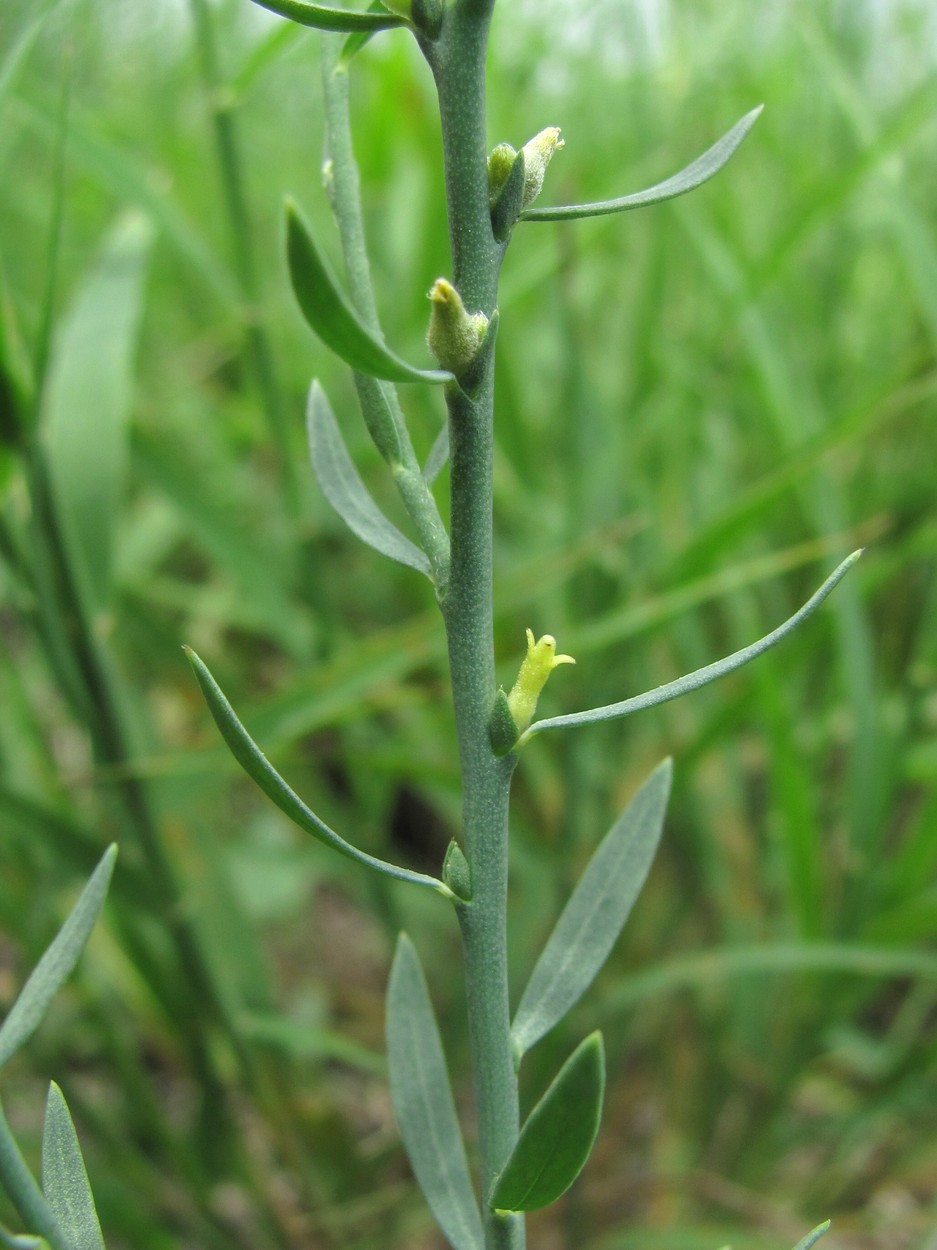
[507,629,575,733]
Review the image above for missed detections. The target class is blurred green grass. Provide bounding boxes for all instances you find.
[1,0,935,1247]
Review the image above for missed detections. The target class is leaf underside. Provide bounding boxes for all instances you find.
[511,759,671,1059]
[306,380,432,576]
[387,935,484,1250]
[251,0,405,32]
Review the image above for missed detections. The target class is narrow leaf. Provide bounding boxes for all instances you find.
[307,381,432,577]
[286,201,449,384]
[41,1083,105,1250]
[0,1229,51,1250]
[423,422,449,484]
[387,935,483,1250]
[250,0,406,31]
[490,1033,605,1213]
[523,551,861,741]
[792,1222,831,1250]
[42,214,152,613]
[511,760,671,1060]
[521,106,763,222]
[184,648,449,896]
[0,846,116,1069]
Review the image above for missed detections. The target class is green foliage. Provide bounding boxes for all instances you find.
[490,1032,605,1213]
[41,1085,105,1250]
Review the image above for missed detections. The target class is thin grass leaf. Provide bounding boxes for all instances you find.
[792,1222,831,1250]
[286,201,449,384]
[521,106,762,222]
[490,1033,604,1213]
[184,648,450,895]
[511,760,671,1060]
[307,381,432,577]
[387,935,483,1250]
[250,0,406,32]
[43,214,152,613]
[41,1084,105,1250]
[522,551,861,741]
[0,846,116,1069]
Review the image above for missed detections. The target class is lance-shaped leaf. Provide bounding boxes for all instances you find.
[387,935,484,1250]
[307,381,432,578]
[490,1033,604,1213]
[250,0,406,31]
[792,1222,831,1250]
[521,106,763,222]
[0,846,117,1069]
[41,1084,105,1250]
[522,551,861,742]
[286,201,450,384]
[511,761,671,1060]
[184,648,449,896]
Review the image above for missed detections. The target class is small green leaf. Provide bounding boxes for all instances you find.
[423,423,449,483]
[792,1222,831,1250]
[511,760,671,1059]
[250,0,406,31]
[490,149,526,242]
[441,841,471,902]
[307,380,432,578]
[286,201,450,384]
[521,106,763,222]
[490,1033,605,1213]
[43,214,152,613]
[0,846,116,1070]
[387,935,484,1250]
[488,688,518,757]
[41,1083,106,1250]
[184,648,448,895]
[523,552,862,741]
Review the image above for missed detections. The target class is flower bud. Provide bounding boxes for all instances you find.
[487,142,518,203]
[425,278,489,375]
[520,126,563,211]
[507,629,575,733]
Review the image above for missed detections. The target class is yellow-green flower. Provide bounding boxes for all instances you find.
[507,629,575,732]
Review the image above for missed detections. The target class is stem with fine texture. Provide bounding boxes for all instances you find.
[426,3,522,1246]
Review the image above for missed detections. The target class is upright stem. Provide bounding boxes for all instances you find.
[428,4,523,1246]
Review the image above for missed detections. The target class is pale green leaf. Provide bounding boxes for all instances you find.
[184,648,449,895]
[387,935,483,1250]
[523,552,861,741]
[0,1227,51,1250]
[490,1033,605,1213]
[286,201,449,384]
[511,760,671,1060]
[521,106,763,222]
[307,381,432,577]
[41,1083,105,1250]
[42,214,152,613]
[0,847,117,1069]
[792,1222,831,1250]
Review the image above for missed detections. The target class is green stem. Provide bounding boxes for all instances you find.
[0,1096,66,1250]
[427,4,523,1246]
[320,35,451,589]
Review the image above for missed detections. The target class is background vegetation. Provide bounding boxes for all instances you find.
[1,0,935,1247]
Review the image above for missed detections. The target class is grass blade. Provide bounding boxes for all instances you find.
[307,380,432,577]
[387,935,484,1250]
[43,214,152,613]
[250,0,405,32]
[0,847,117,1070]
[41,1083,106,1250]
[490,1033,605,1213]
[511,761,671,1060]
[521,106,763,222]
[286,200,450,385]
[184,648,449,895]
